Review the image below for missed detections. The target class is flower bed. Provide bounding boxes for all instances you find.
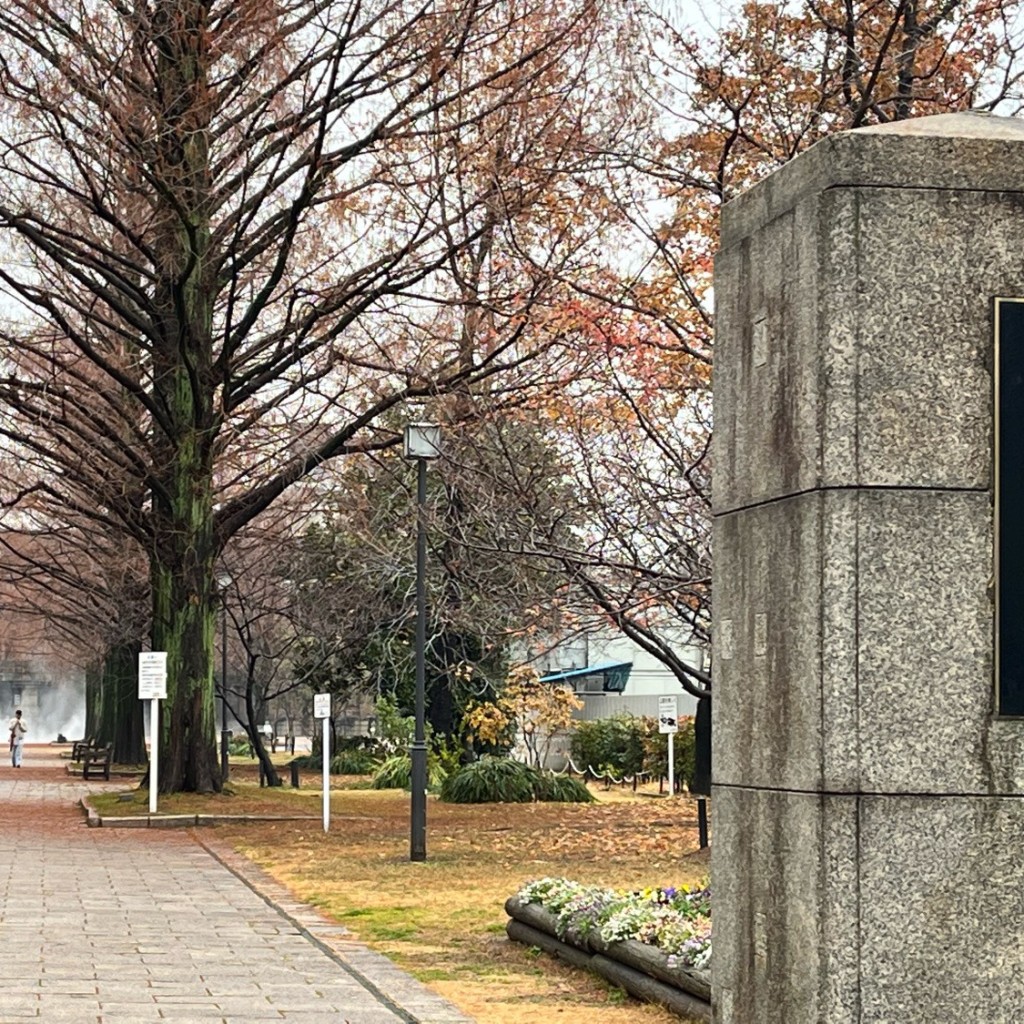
[506,877,711,1020]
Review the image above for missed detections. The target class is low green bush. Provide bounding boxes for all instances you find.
[331,748,379,774]
[439,756,534,802]
[228,734,254,756]
[570,714,646,776]
[533,771,593,804]
[440,756,593,804]
[371,753,446,791]
[372,753,413,789]
[571,713,698,789]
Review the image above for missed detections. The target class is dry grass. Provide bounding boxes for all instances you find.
[93,771,710,1024]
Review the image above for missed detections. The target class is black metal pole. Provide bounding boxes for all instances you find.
[697,797,709,849]
[221,596,230,783]
[410,456,428,862]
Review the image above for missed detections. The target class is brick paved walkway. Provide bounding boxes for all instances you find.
[0,747,473,1024]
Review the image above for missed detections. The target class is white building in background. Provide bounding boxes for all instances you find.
[532,629,704,723]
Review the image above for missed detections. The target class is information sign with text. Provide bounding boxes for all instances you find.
[138,652,168,700]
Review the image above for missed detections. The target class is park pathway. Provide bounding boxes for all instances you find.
[0,746,473,1024]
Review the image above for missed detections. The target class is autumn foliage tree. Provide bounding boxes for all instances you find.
[0,0,646,791]
[464,663,582,768]
[474,0,1024,700]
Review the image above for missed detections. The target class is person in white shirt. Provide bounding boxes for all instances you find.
[8,709,26,767]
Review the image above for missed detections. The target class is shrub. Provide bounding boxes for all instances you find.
[330,748,379,774]
[571,713,698,789]
[371,753,446,791]
[228,733,254,756]
[570,715,647,777]
[533,771,594,804]
[440,756,593,804]
[439,756,534,802]
[371,753,412,789]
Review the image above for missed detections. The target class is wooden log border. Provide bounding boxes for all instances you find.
[505,896,711,1021]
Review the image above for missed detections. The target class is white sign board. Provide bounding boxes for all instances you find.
[313,693,331,719]
[138,652,168,700]
[138,651,167,815]
[658,695,678,735]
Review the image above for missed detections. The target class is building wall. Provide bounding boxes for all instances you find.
[534,629,703,715]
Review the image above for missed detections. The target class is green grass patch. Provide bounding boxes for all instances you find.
[412,968,456,982]
[374,925,419,940]
[337,905,425,942]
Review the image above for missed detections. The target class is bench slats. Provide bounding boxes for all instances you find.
[82,743,113,781]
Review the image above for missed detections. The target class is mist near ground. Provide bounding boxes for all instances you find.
[16,680,86,742]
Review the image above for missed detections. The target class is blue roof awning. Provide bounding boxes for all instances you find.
[539,661,633,693]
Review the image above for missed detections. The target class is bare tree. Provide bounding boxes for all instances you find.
[0,0,642,790]
[0,472,150,761]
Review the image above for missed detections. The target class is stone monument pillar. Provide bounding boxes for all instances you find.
[713,112,1024,1023]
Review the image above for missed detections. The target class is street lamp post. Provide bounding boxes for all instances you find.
[404,422,441,862]
[216,571,231,783]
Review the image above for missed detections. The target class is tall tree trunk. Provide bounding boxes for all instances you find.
[151,515,221,793]
[85,662,102,740]
[98,641,146,765]
[147,0,220,793]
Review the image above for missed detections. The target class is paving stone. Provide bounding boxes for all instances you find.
[0,747,475,1024]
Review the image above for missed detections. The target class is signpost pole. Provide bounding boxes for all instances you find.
[658,695,678,798]
[322,716,330,833]
[314,693,331,833]
[138,652,168,816]
[150,698,159,814]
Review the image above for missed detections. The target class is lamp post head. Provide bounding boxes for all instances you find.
[403,422,441,460]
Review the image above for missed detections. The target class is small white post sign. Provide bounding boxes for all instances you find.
[138,652,168,814]
[658,696,678,797]
[313,693,331,832]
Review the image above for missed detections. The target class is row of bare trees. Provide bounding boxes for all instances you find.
[0,0,648,790]
[0,0,1021,789]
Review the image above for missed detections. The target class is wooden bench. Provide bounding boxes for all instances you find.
[71,736,96,760]
[82,743,113,780]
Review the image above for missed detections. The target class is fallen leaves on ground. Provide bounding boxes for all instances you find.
[207,782,709,1024]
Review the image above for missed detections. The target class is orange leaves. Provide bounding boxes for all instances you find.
[465,663,583,753]
[668,0,1019,205]
[464,700,512,746]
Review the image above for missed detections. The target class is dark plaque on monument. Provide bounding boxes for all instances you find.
[997,298,1024,715]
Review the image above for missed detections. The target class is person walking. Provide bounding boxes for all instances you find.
[8,709,26,767]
